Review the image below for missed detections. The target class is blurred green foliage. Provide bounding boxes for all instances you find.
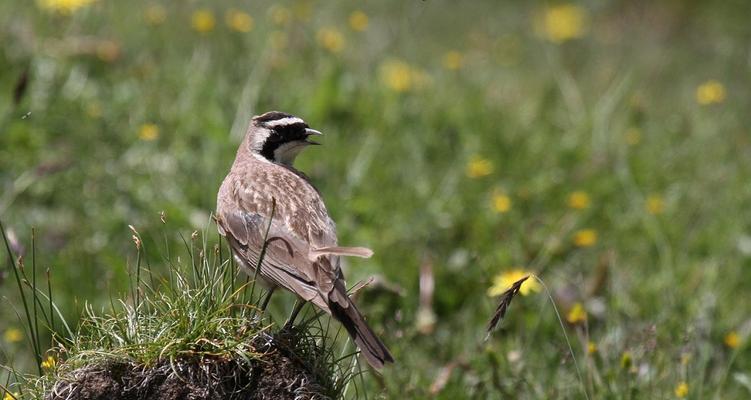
[2,0,751,398]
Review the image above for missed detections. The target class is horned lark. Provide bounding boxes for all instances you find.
[216,111,394,369]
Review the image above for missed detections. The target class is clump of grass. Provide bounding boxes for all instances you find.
[1,220,353,400]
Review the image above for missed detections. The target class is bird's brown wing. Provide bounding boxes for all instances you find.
[218,208,393,368]
[216,166,342,309]
[217,165,393,369]
[218,208,337,310]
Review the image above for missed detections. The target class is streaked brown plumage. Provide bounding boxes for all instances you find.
[216,111,393,369]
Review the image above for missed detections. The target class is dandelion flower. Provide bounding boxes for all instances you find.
[696,80,726,105]
[316,27,345,53]
[349,10,368,32]
[535,4,588,43]
[487,269,540,297]
[645,194,665,215]
[491,190,511,213]
[191,9,216,33]
[3,392,18,400]
[466,156,493,178]
[724,331,741,349]
[226,9,254,33]
[41,355,56,370]
[573,229,597,247]
[625,128,641,145]
[674,382,688,398]
[270,6,291,26]
[38,0,96,14]
[138,123,159,141]
[379,59,414,92]
[144,4,166,26]
[566,302,587,324]
[567,191,590,210]
[587,341,597,354]
[442,50,464,71]
[3,328,23,343]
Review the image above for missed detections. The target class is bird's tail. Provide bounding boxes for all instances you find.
[329,298,394,370]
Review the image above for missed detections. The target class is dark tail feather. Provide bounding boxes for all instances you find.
[330,299,394,370]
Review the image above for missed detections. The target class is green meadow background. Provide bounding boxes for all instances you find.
[2,0,751,398]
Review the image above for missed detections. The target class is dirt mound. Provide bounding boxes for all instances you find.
[46,333,335,400]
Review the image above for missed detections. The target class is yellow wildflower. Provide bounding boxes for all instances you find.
[3,328,23,343]
[535,4,588,43]
[587,341,597,354]
[38,0,96,14]
[487,269,540,297]
[696,80,726,105]
[724,331,740,349]
[466,156,493,178]
[226,9,254,33]
[567,191,590,210]
[620,351,632,369]
[645,194,665,215]
[41,355,56,370]
[270,6,291,26]
[378,60,429,93]
[491,190,511,214]
[144,4,166,26]
[349,10,369,32]
[674,382,688,398]
[380,59,413,92]
[625,128,641,145]
[573,229,597,247]
[3,392,18,400]
[442,50,464,71]
[566,302,587,324]
[138,123,159,141]
[316,27,345,54]
[191,9,215,33]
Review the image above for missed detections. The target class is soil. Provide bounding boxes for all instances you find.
[46,332,335,400]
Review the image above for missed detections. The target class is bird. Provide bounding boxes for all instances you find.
[215,111,394,369]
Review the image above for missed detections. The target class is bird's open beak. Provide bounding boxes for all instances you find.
[304,128,323,145]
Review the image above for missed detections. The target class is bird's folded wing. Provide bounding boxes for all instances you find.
[219,210,334,308]
[308,246,373,261]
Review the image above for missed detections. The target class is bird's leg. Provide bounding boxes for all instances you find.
[259,287,275,312]
[283,299,305,329]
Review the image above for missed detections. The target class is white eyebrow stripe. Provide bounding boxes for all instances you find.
[265,117,305,127]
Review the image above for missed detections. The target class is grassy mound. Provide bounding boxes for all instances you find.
[47,329,338,400]
[2,225,355,400]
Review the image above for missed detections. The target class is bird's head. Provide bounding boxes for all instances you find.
[244,111,322,166]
